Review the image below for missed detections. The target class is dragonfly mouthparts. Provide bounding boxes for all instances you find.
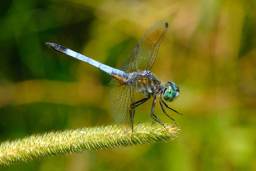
[45,42,67,53]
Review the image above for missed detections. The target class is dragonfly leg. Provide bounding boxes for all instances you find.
[161,99,182,115]
[129,108,135,131]
[150,96,165,127]
[159,100,177,125]
[129,96,150,131]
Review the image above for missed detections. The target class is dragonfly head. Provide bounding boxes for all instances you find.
[162,81,179,102]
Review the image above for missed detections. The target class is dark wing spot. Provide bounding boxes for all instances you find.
[164,22,168,28]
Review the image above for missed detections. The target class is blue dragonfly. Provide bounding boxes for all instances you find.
[46,21,180,130]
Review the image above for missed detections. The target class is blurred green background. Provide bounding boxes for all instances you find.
[0,0,256,170]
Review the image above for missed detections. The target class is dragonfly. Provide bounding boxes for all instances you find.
[46,21,180,131]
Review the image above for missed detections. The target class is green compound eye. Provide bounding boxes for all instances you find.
[163,87,175,101]
[163,82,179,102]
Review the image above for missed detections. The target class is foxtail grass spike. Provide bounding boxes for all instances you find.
[0,123,179,167]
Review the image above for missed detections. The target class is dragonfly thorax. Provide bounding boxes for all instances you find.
[126,70,161,95]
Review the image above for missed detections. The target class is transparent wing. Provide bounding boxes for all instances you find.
[109,84,134,125]
[109,21,168,124]
[127,21,168,72]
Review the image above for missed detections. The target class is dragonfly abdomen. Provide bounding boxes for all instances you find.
[46,42,128,79]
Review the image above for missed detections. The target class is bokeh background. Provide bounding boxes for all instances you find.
[0,0,256,170]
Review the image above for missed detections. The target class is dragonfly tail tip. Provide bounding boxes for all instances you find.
[45,42,56,48]
[45,42,67,53]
